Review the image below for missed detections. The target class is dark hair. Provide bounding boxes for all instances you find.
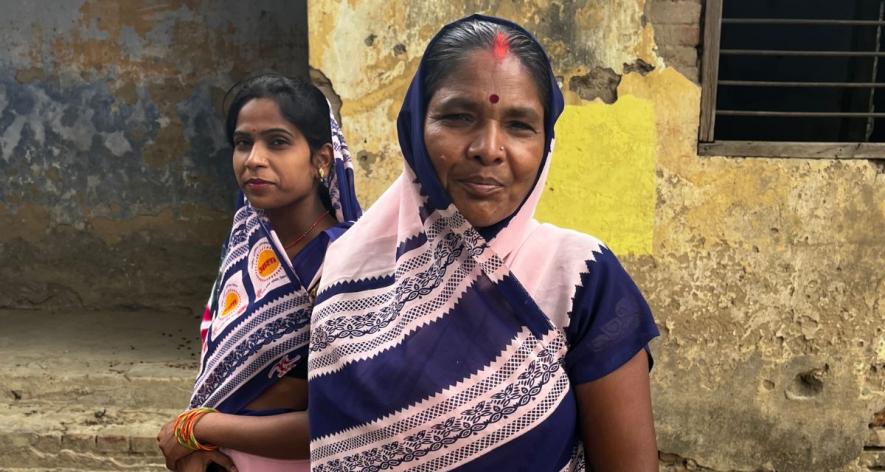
[224,74,331,152]
[224,74,334,211]
[422,19,552,116]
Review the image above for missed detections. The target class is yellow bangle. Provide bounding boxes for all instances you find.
[173,407,218,451]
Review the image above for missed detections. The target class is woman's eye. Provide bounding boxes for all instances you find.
[508,121,536,133]
[270,138,289,146]
[441,113,473,123]
[234,140,252,150]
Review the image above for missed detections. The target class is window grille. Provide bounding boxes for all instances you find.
[699,0,885,159]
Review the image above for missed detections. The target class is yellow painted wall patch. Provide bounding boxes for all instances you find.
[535,96,656,255]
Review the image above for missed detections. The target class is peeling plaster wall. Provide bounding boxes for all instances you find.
[310,0,885,470]
[0,1,308,310]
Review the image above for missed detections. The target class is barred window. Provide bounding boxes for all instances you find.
[699,0,885,158]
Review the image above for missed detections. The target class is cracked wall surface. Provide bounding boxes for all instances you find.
[0,0,308,311]
[310,0,885,470]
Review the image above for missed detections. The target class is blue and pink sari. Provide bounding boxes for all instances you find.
[307,15,659,471]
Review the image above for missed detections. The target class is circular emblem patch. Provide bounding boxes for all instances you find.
[220,290,240,318]
[255,248,281,281]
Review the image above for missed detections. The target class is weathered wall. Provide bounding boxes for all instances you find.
[0,1,308,311]
[310,0,885,470]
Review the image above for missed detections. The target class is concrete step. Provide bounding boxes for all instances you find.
[0,309,198,408]
[2,363,194,410]
[0,402,172,470]
[0,309,201,469]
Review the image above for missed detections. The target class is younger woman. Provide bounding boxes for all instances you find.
[158,74,361,471]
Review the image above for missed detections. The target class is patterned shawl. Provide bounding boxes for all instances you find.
[308,15,658,471]
[189,108,361,413]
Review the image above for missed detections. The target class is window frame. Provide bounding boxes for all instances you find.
[697,0,885,159]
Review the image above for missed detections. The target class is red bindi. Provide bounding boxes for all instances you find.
[493,31,509,61]
[489,94,500,104]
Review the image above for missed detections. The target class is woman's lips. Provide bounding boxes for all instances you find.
[245,179,273,191]
[457,177,504,197]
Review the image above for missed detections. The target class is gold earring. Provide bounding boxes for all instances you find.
[318,167,325,180]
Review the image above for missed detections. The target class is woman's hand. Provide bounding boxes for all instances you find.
[157,405,310,462]
[191,410,310,459]
[157,417,194,470]
[176,450,238,472]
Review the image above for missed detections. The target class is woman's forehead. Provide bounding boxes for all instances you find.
[236,98,298,131]
[432,51,543,109]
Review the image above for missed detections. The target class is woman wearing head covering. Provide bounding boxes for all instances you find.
[157,75,361,471]
[307,15,659,471]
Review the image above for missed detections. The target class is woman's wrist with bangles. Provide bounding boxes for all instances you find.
[173,407,218,451]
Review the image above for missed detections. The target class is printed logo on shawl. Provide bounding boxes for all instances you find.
[268,354,301,379]
[190,306,310,408]
[248,241,288,301]
[221,291,240,318]
[211,271,249,341]
[255,248,281,280]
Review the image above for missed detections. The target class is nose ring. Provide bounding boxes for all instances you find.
[499,146,504,151]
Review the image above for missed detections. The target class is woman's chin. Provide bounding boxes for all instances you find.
[456,200,518,229]
[461,210,508,229]
[243,197,276,211]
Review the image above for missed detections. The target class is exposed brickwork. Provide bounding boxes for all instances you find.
[655,24,701,46]
[130,435,162,455]
[3,426,164,468]
[658,45,699,68]
[872,407,885,427]
[31,433,62,454]
[870,427,885,447]
[95,434,130,453]
[647,0,702,82]
[862,409,885,471]
[60,433,96,452]
[649,1,703,24]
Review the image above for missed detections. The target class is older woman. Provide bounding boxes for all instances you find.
[308,15,659,471]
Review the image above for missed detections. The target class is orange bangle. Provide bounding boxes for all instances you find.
[174,407,218,451]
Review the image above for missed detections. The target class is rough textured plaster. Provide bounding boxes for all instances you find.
[0,0,309,310]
